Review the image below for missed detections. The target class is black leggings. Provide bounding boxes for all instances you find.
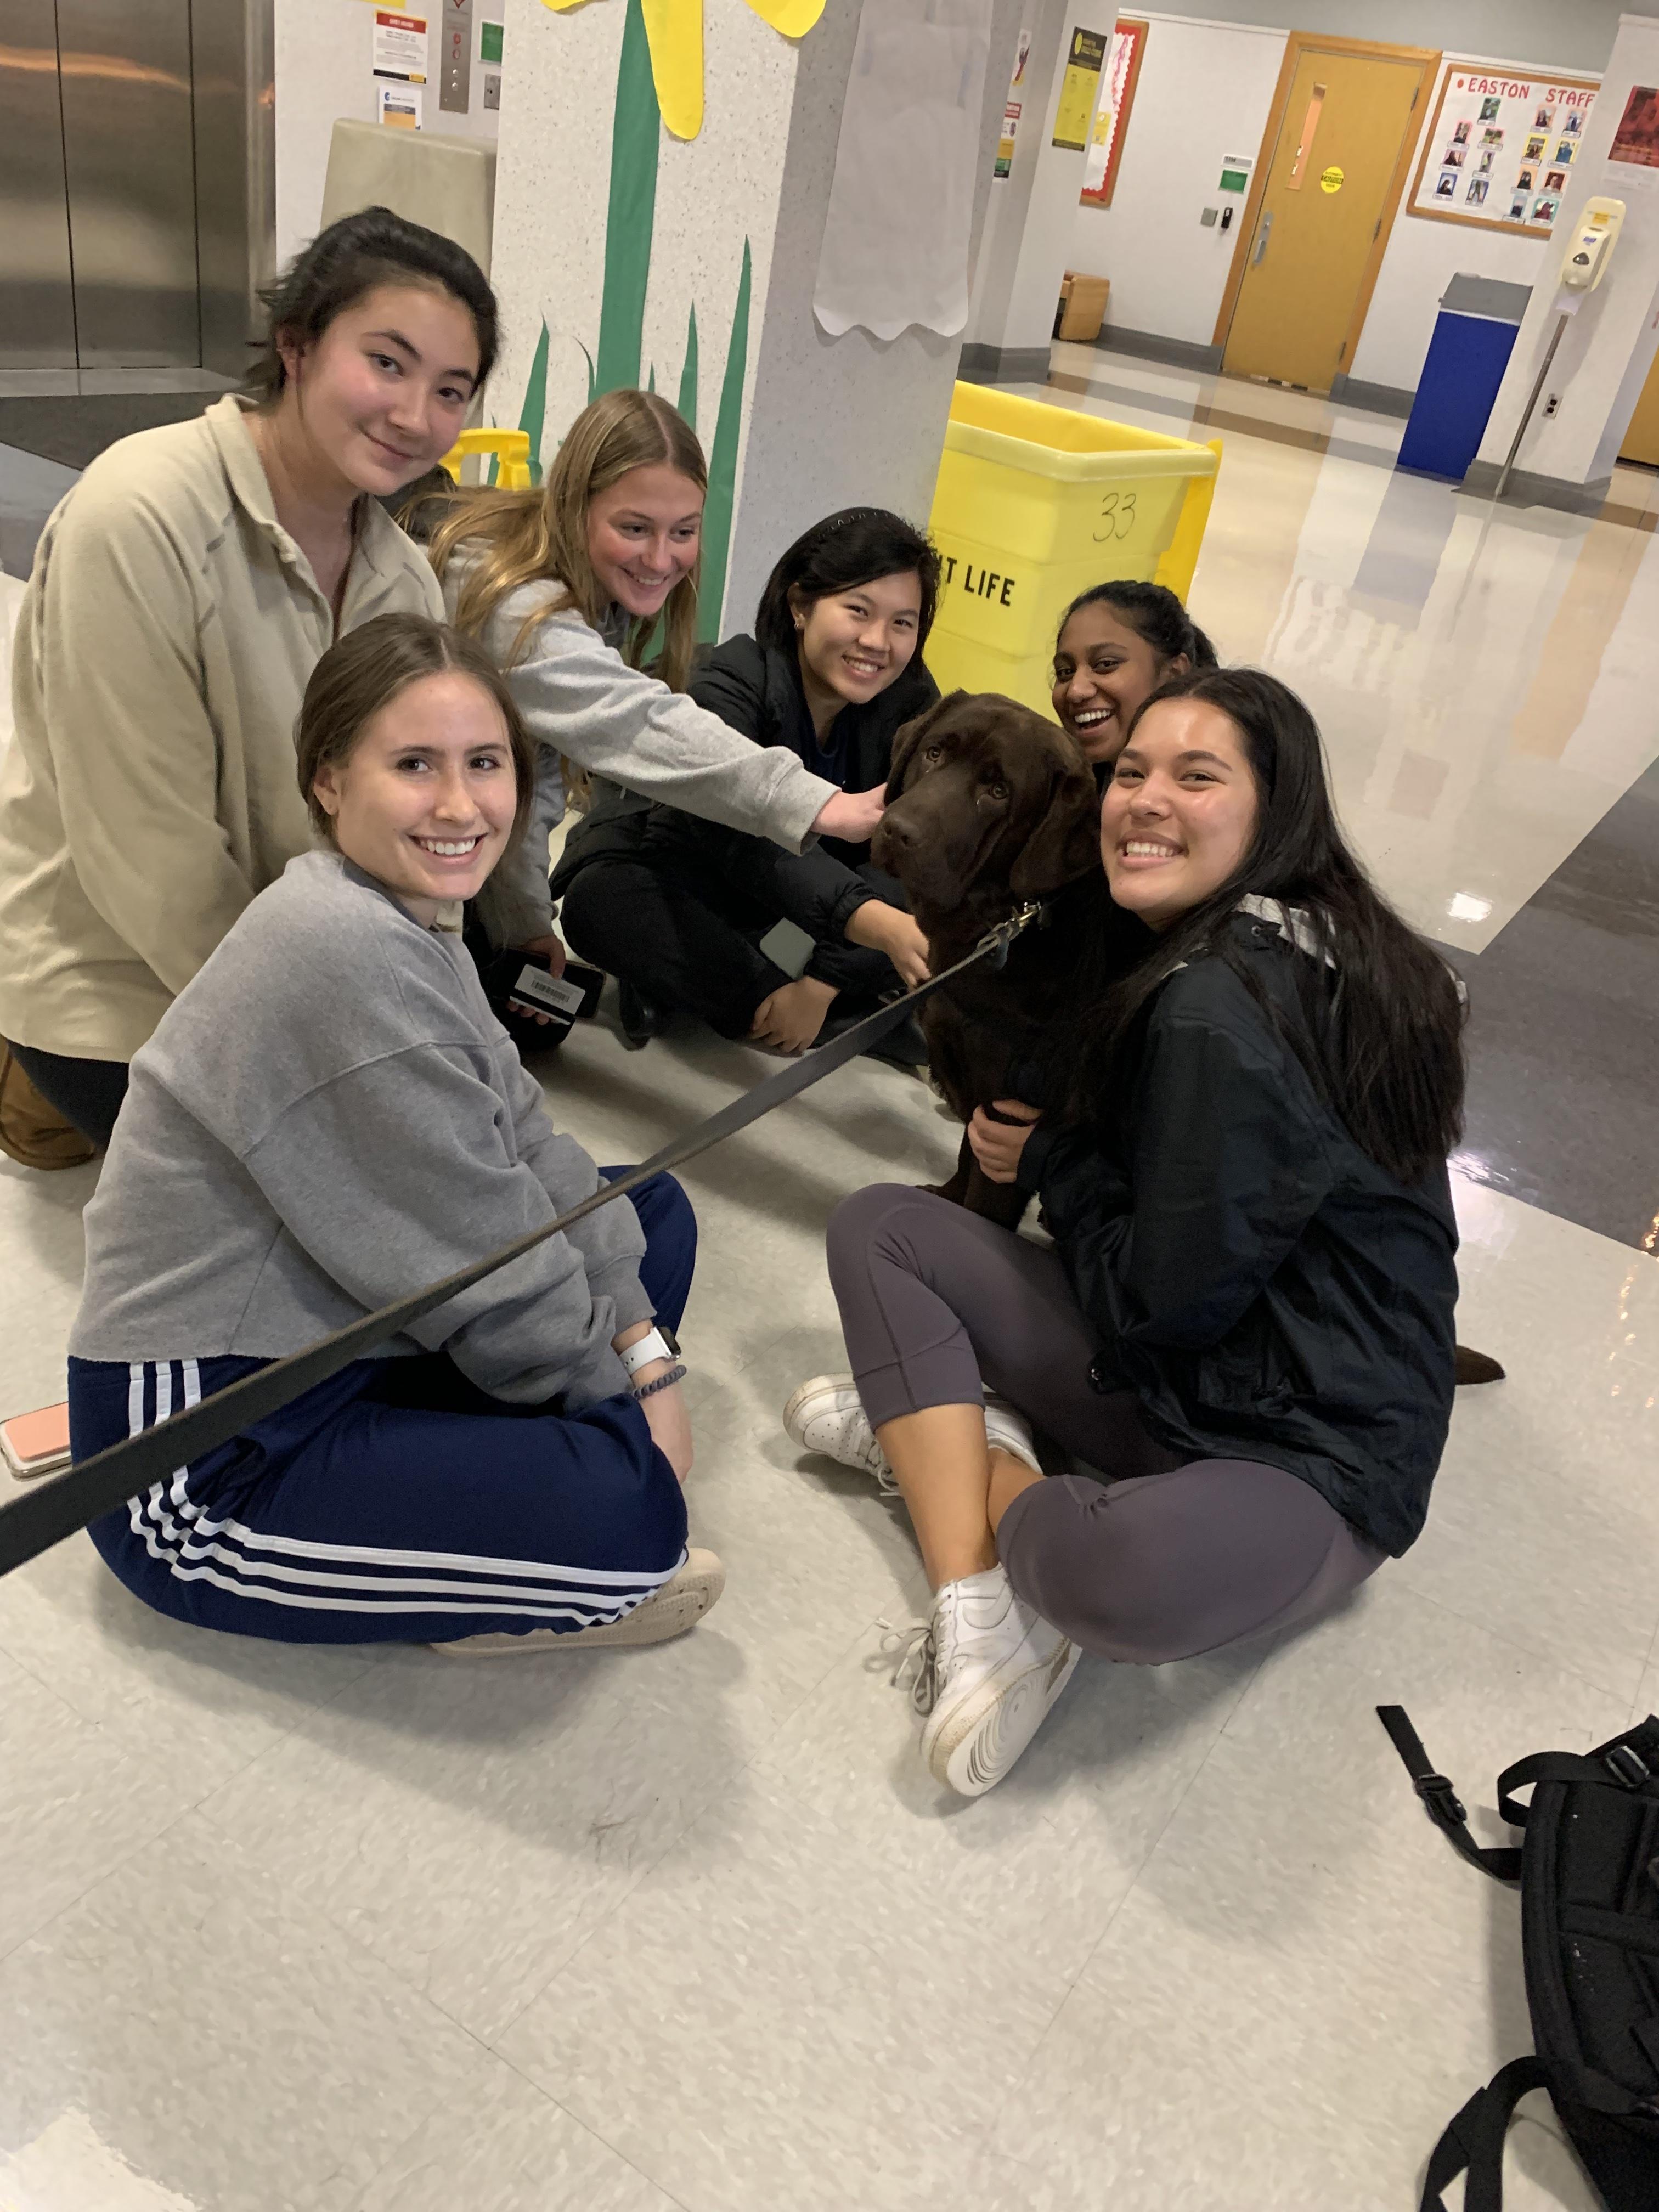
[6,1040,128,1149]
[825,1184,1383,1664]
[560,851,897,1040]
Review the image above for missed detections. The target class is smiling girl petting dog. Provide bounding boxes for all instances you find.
[430,392,887,1040]
[787,669,1465,1797]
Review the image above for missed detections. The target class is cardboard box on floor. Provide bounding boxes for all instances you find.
[1056,270,1110,343]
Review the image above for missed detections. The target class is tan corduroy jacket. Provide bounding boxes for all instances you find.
[0,394,444,1062]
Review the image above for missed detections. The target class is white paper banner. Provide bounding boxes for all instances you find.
[813,0,995,342]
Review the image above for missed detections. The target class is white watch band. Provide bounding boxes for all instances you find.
[619,1328,675,1379]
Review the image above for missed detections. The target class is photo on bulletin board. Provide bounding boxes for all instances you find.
[1609,83,1659,168]
[1078,17,1149,207]
[1408,64,1598,237]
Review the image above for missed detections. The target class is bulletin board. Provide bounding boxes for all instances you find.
[1407,63,1599,239]
[1079,18,1148,209]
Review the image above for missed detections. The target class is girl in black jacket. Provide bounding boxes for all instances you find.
[553,509,940,1053]
[786,669,1465,1797]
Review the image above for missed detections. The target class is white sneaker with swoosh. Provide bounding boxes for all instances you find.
[916,1566,1078,1797]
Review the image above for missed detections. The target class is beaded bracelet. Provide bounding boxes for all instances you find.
[631,1362,687,1401]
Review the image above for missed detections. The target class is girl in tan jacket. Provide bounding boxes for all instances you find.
[0,207,496,1148]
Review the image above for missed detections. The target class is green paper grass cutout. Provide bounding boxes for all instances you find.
[521,0,751,631]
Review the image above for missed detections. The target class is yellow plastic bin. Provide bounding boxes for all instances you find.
[925,383,1222,715]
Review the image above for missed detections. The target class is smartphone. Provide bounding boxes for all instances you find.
[506,956,605,1023]
[484,949,605,1044]
[1,1400,72,1481]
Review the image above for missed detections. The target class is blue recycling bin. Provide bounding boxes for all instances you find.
[1397,275,1532,483]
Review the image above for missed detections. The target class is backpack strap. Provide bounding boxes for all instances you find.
[1496,1739,1658,1829]
[1419,2057,1550,2212]
[1377,1706,1523,1882]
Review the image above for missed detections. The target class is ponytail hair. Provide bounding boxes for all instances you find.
[1055,579,1218,674]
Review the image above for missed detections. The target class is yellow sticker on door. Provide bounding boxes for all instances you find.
[1320,164,1344,194]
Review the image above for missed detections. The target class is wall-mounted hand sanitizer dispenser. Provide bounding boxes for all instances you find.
[1559,198,1626,294]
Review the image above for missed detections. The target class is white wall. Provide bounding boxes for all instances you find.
[1350,52,1601,393]
[1066,12,1286,348]
[965,0,1072,351]
[1115,0,1622,75]
[1041,13,1615,397]
[275,0,504,270]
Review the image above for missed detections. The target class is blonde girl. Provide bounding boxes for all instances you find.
[428,390,884,987]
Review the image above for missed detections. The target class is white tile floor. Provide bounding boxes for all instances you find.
[3,366,1658,2208]
[2,1007,1654,2211]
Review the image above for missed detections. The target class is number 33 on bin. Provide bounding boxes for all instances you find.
[1093,489,1139,543]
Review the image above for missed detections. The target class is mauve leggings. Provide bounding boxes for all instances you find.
[825,1184,1383,1663]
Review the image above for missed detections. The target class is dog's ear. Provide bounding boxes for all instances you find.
[884,691,963,804]
[1009,760,1101,901]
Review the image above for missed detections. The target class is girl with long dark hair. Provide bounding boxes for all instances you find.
[786,668,1466,1796]
[0,208,496,1152]
[554,506,941,1054]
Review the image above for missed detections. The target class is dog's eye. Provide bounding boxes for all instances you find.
[924,744,943,763]
[989,781,1009,801]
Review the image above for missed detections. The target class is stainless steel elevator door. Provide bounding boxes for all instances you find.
[57,0,200,367]
[0,0,78,366]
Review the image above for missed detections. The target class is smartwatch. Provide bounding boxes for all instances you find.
[619,1325,681,1378]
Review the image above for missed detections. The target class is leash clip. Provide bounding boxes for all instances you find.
[980,900,1044,973]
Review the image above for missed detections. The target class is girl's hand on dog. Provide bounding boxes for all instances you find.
[812,785,886,844]
[845,900,931,990]
[968,1099,1041,1184]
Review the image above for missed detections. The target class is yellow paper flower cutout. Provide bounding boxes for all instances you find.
[540,0,824,140]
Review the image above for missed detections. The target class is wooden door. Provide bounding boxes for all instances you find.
[1223,47,1428,392]
[1620,346,1659,468]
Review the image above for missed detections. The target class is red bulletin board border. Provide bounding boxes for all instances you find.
[1080,18,1149,210]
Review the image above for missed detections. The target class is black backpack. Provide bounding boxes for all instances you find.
[1379,1705,1659,2210]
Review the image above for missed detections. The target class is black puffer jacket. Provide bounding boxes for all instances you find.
[552,635,937,941]
[1017,911,1458,1556]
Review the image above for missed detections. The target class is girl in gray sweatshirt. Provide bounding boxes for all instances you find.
[66,614,723,1654]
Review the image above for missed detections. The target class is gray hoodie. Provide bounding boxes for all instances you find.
[447,575,835,946]
[71,851,651,1411]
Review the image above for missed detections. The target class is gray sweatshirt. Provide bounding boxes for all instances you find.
[71,851,651,1411]
[446,572,836,946]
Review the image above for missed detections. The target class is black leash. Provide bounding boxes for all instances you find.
[0,905,1042,1580]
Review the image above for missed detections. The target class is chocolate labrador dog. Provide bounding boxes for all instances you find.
[872,690,1099,1227]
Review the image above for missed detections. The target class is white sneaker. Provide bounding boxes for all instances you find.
[782,1374,897,1491]
[435,1548,725,1655]
[782,1376,1042,1493]
[903,1566,1078,1797]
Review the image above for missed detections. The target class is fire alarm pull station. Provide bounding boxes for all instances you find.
[1495,195,1626,500]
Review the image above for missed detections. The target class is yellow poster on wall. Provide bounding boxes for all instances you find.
[1053,26,1107,150]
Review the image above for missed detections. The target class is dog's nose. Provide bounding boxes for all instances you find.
[875,809,915,851]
